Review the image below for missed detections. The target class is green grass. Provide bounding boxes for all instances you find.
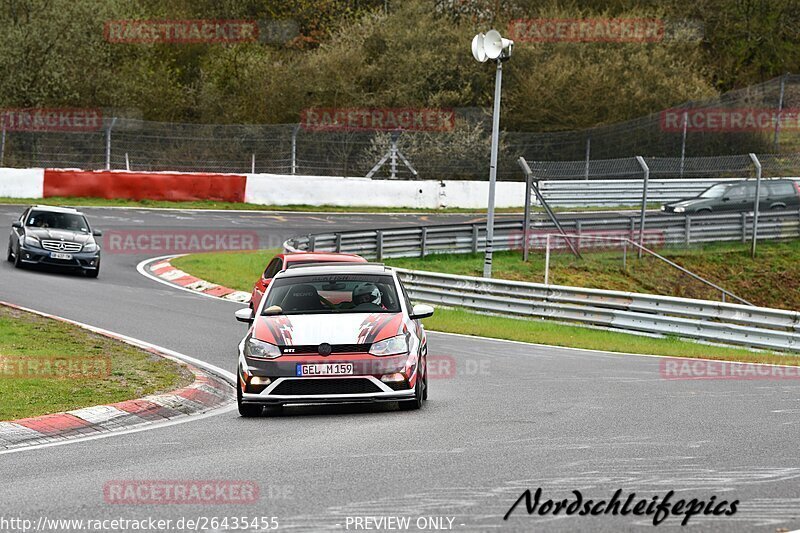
[387,240,800,311]
[172,249,280,291]
[170,249,790,361]
[0,196,655,214]
[0,305,193,420]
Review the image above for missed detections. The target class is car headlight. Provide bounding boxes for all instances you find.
[369,334,409,356]
[674,206,685,213]
[660,205,666,211]
[244,337,281,359]
[23,235,40,247]
[83,242,98,253]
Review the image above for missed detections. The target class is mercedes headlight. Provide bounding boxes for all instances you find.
[23,235,40,247]
[369,334,409,356]
[83,242,99,253]
[244,337,281,359]
[674,206,685,213]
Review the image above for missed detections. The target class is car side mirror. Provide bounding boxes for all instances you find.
[235,308,254,323]
[410,304,434,320]
[11,221,22,229]
[721,197,730,202]
[93,229,103,237]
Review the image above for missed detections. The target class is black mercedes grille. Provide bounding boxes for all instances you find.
[279,344,370,355]
[272,378,381,396]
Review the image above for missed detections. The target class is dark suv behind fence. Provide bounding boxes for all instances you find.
[662,179,800,214]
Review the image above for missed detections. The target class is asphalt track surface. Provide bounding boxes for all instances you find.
[0,205,798,532]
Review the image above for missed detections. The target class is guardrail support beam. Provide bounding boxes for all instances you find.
[635,156,650,258]
[376,230,384,261]
[749,153,762,258]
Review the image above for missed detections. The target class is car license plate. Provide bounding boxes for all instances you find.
[50,252,73,260]
[296,363,354,376]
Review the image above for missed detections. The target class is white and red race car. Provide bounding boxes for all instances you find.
[235,263,433,416]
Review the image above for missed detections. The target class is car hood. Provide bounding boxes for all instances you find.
[253,312,404,346]
[25,228,93,243]
[666,198,709,208]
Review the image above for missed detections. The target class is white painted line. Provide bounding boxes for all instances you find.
[136,255,243,304]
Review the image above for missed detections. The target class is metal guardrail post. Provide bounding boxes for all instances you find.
[335,233,342,253]
[575,220,582,255]
[420,227,428,258]
[622,240,627,270]
[376,230,384,261]
[741,213,747,243]
[680,110,688,177]
[105,117,117,170]
[251,153,255,173]
[749,153,762,258]
[471,224,479,253]
[291,124,299,175]
[522,162,533,261]
[635,156,650,258]
[544,234,551,284]
[584,136,590,180]
[774,74,786,151]
[307,234,316,252]
[685,215,691,245]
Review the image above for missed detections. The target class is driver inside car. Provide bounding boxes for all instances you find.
[350,283,385,310]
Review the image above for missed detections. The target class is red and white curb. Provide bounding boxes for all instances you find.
[140,255,251,304]
[0,301,235,451]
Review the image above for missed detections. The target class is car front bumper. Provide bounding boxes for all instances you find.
[18,245,100,270]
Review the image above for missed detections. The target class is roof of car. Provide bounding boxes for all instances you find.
[277,263,391,278]
[282,252,366,262]
[29,205,84,215]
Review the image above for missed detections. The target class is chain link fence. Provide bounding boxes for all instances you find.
[1,75,799,180]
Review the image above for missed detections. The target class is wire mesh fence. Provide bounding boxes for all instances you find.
[2,75,800,180]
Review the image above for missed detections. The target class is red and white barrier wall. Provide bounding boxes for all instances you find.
[0,168,527,209]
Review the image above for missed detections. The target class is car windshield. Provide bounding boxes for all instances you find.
[262,274,400,315]
[698,184,728,198]
[26,211,89,233]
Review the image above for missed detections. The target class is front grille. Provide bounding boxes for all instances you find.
[41,240,82,252]
[272,378,381,396]
[280,344,370,355]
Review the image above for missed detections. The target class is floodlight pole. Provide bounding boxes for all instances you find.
[483,60,502,278]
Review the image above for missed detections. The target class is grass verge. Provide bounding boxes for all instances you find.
[0,305,193,420]
[170,250,791,361]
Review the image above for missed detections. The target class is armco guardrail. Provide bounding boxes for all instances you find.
[283,211,800,352]
[393,269,800,352]
[537,178,766,207]
[286,209,800,258]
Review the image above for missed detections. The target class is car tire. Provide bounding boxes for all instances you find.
[399,375,423,411]
[12,245,23,269]
[421,356,428,401]
[237,378,263,417]
[697,208,712,215]
[6,242,13,262]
